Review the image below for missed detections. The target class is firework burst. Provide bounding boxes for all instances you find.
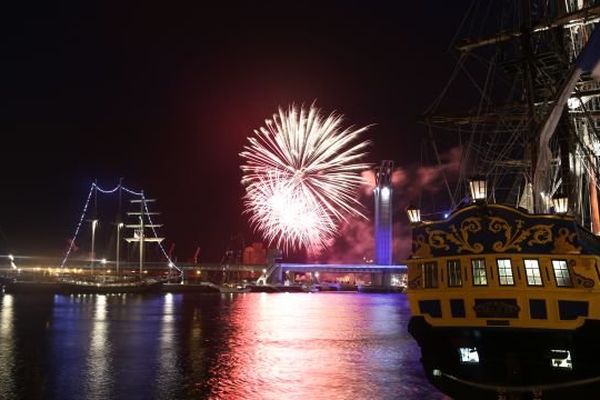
[240,105,370,254]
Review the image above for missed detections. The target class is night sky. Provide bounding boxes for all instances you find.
[1,2,471,262]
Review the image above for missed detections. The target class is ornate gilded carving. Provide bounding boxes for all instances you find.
[488,217,553,252]
[426,229,450,251]
[573,272,594,289]
[473,299,520,318]
[552,227,582,254]
[425,217,484,254]
[413,235,433,258]
[408,274,422,289]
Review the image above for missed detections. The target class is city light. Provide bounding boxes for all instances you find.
[381,186,390,200]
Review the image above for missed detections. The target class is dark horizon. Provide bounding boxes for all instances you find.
[1,2,470,263]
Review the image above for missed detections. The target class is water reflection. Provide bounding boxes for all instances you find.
[0,292,443,400]
[85,295,112,399]
[0,295,15,399]
[157,293,183,399]
[206,293,445,400]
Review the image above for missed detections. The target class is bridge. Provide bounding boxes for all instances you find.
[2,256,406,288]
[1,181,407,289]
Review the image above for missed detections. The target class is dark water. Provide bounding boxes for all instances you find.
[0,292,447,400]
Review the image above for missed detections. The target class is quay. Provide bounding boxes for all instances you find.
[1,256,407,292]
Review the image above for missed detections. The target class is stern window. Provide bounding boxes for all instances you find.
[529,299,547,319]
[550,350,573,370]
[524,259,543,286]
[450,299,466,318]
[422,262,438,288]
[459,347,479,364]
[471,259,488,286]
[552,260,572,287]
[497,259,514,286]
[558,300,588,320]
[447,260,462,287]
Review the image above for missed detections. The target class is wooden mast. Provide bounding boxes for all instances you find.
[590,156,600,234]
[521,0,538,210]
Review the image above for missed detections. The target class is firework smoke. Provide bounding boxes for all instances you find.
[327,146,462,263]
[240,105,370,254]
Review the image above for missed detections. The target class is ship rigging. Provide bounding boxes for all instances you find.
[407,1,600,399]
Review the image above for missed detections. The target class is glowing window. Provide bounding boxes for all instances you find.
[497,259,514,285]
[459,347,479,364]
[552,260,572,287]
[422,263,438,288]
[524,259,543,286]
[550,349,572,370]
[471,259,487,286]
[447,260,462,287]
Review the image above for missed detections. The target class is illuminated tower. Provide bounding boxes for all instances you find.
[374,160,393,265]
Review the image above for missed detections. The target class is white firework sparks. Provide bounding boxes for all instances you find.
[240,105,370,253]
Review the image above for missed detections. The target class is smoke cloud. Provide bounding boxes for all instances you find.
[321,146,461,264]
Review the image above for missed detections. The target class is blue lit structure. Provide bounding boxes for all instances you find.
[374,161,393,265]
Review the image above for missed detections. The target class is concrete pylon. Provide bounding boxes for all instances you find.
[374,160,393,265]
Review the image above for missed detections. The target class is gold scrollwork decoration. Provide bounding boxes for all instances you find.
[488,217,553,252]
[408,274,422,289]
[573,272,594,289]
[413,235,433,258]
[426,217,483,254]
[552,227,582,254]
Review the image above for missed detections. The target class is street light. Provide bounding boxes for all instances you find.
[8,254,17,270]
[552,193,569,214]
[469,176,487,202]
[116,222,124,274]
[91,219,99,273]
[406,205,421,224]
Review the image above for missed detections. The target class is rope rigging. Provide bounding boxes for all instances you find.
[61,181,181,273]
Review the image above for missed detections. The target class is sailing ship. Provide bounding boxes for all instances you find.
[58,184,169,294]
[5,182,177,294]
[405,1,600,399]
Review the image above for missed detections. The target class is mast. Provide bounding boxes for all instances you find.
[125,194,164,279]
[116,178,123,274]
[139,192,144,277]
[423,1,600,218]
[90,180,99,273]
[590,155,600,234]
[521,0,539,210]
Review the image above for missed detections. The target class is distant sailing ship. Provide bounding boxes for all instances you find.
[405,2,600,399]
[5,181,177,294]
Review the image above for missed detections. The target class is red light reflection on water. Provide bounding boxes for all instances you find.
[204,293,416,400]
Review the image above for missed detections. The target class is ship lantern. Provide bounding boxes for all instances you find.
[469,176,487,202]
[406,205,421,224]
[552,193,569,214]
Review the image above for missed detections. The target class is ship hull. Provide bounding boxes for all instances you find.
[3,281,63,294]
[3,279,165,295]
[409,316,600,399]
[58,280,163,294]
